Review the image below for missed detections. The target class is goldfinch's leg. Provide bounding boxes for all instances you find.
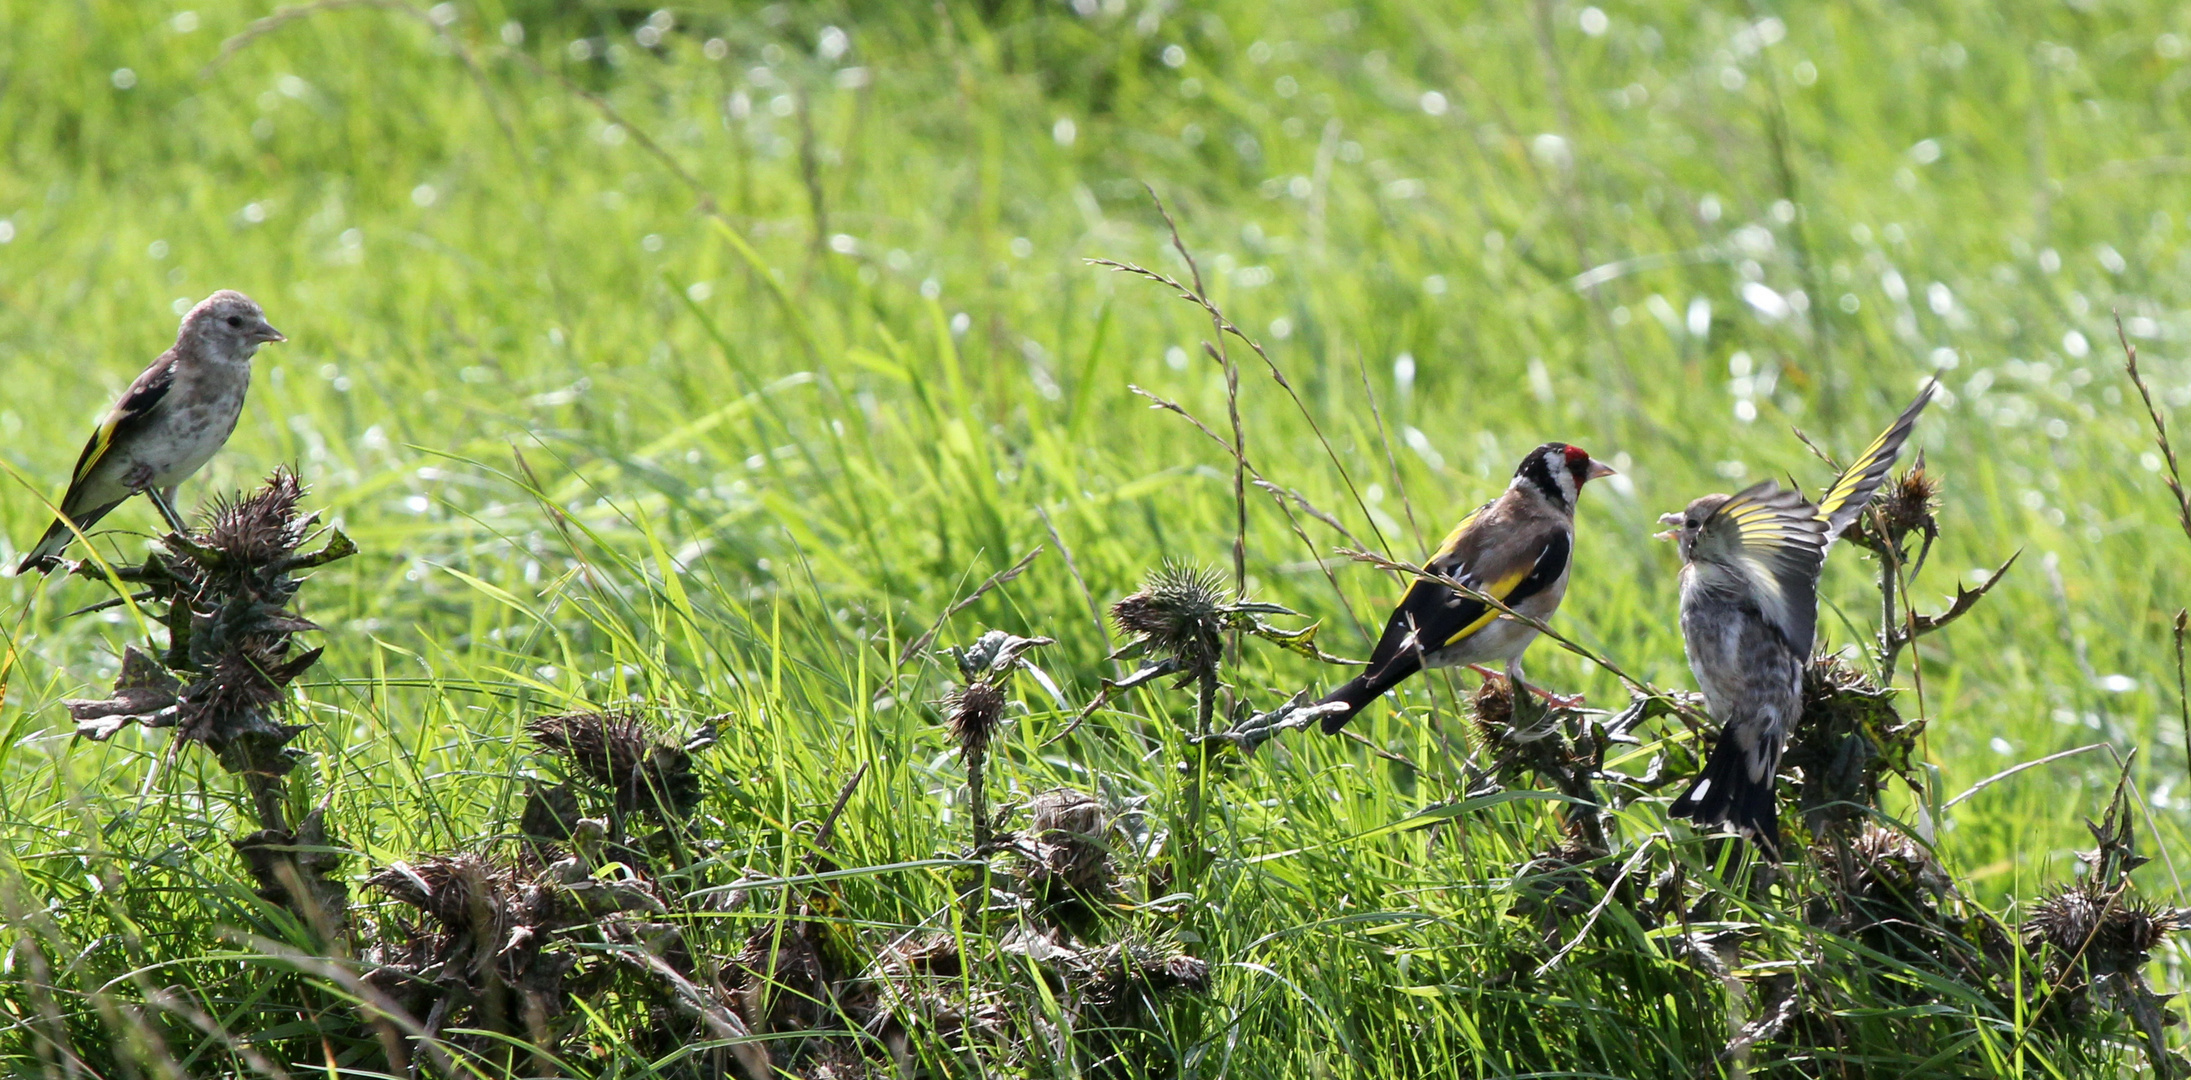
[146,486,189,535]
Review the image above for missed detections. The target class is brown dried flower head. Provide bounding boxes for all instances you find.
[1021,787,1112,897]
[368,853,514,932]
[1470,674,1515,745]
[2027,883,2191,977]
[944,680,1007,761]
[1849,457,1941,554]
[1825,823,1949,907]
[202,468,313,569]
[1080,938,1211,1005]
[528,711,701,820]
[1111,562,1228,672]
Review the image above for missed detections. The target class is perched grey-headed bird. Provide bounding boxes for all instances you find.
[1659,383,1936,854]
[15,291,283,574]
[1316,443,1616,734]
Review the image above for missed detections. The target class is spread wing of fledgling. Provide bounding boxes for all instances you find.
[1699,480,1830,652]
[1815,380,1936,543]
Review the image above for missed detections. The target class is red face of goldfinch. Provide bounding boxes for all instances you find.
[1514,442,1618,513]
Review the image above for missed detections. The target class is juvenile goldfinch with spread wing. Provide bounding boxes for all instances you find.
[1660,383,1935,853]
[1316,443,1616,735]
[16,291,283,575]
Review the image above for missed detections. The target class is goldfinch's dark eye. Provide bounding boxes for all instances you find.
[1686,518,1698,528]
[226,316,243,328]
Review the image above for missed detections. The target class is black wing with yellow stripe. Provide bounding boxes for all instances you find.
[1317,526,1571,734]
[1368,532,1570,674]
[62,354,176,500]
[1816,380,1935,542]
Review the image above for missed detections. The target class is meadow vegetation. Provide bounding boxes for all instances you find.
[6,0,2191,1075]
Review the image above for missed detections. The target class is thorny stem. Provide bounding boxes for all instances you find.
[1877,525,1903,680]
[966,744,990,853]
[245,774,289,832]
[1180,668,1218,885]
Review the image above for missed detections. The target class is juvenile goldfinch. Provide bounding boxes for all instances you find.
[1317,443,1616,735]
[15,291,283,575]
[1660,383,1935,853]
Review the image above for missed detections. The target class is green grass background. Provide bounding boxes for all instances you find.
[4,0,2191,1074]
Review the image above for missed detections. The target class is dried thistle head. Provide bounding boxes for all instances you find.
[735,918,835,1033]
[1112,562,1229,673]
[1030,787,1106,842]
[944,680,1007,761]
[1470,674,1515,746]
[368,853,511,932]
[1076,937,1211,1010]
[1849,457,1941,555]
[201,468,312,568]
[2025,882,2189,985]
[1824,823,1950,911]
[528,712,702,821]
[1017,787,1113,901]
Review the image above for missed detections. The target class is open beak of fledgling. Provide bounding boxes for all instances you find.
[1586,460,1617,481]
[1653,510,1683,542]
[252,321,286,344]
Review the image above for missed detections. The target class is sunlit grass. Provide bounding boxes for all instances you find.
[4,0,2191,1075]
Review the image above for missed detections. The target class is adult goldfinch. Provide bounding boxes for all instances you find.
[1317,443,1616,735]
[16,291,283,575]
[1660,383,1935,853]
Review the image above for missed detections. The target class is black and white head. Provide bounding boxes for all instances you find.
[1511,442,1617,514]
[179,290,285,361]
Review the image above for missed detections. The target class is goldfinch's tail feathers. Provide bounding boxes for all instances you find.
[15,499,125,576]
[1669,729,1782,858]
[1315,658,1421,735]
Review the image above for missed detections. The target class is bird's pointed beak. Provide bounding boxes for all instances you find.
[1586,460,1617,481]
[255,322,286,344]
[1653,510,1682,541]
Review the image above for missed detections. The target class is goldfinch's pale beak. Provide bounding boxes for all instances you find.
[1653,510,1683,541]
[1586,460,1617,481]
[254,321,286,344]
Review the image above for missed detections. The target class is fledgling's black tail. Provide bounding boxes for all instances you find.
[15,497,126,576]
[1669,728,1782,857]
[1314,658,1420,735]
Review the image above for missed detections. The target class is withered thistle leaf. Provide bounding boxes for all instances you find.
[67,646,182,739]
